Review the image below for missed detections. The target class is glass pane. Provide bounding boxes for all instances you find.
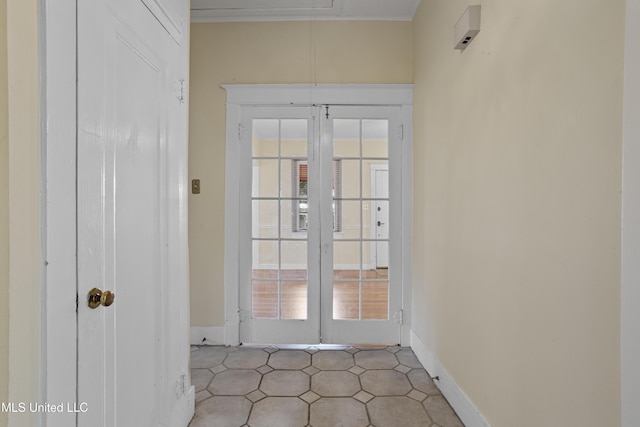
[333,241,360,279]
[362,281,388,320]
[281,281,307,320]
[373,240,389,270]
[281,119,308,157]
[340,159,360,199]
[334,200,361,240]
[252,200,278,238]
[252,281,278,319]
[333,119,360,157]
[280,199,305,239]
[371,200,389,239]
[280,159,293,198]
[252,119,279,157]
[362,120,388,158]
[282,159,309,202]
[281,240,307,279]
[360,161,386,200]
[252,159,279,198]
[252,240,279,278]
[333,281,359,320]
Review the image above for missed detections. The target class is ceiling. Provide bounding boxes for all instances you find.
[191,0,421,22]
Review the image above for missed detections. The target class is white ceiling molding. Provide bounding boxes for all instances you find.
[191,0,421,22]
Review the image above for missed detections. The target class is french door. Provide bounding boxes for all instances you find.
[239,105,402,344]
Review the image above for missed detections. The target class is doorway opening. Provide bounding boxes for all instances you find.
[223,85,413,346]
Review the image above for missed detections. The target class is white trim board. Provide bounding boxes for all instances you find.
[622,0,640,425]
[222,84,413,106]
[410,330,491,427]
[190,326,226,346]
[42,1,78,425]
[190,0,421,23]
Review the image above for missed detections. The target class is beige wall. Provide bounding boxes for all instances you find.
[189,21,412,327]
[6,0,41,425]
[412,1,623,426]
[0,0,8,425]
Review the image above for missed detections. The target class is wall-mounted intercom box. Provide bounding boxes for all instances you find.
[454,5,481,50]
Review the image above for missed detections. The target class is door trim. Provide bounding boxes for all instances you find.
[222,84,414,346]
[42,1,78,425]
[622,0,640,424]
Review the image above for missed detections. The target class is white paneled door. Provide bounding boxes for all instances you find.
[77,0,191,426]
[239,106,403,345]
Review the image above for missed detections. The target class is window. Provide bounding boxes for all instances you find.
[292,159,342,232]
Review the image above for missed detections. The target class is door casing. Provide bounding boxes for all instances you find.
[223,84,414,346]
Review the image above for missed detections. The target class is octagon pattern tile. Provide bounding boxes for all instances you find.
[360,370,412,396]
[310,398,369,427]
[354,350,399,369]
[208,369,261,396]
[223,349,268,369]
[260,370,310,396]
[311,371,361,397]
[312,350,355,370]
[268,350,311,370]
[368,396,432,427]
[248,397,308,427]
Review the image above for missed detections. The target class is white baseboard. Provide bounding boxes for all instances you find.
[410,330,491,427]
[190,326,225,346]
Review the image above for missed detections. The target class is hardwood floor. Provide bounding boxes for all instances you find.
[251,269,389,320]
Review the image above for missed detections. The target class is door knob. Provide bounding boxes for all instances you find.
[88,287,115,309]
[377,221,385,226]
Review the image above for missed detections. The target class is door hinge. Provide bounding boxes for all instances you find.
[393,309,404,325]
[238,123,245,141]
[175,79,187,104]
[176,79,186,103]
[400,124,404,141]
[76,293,79,313]
[176,373,188,397]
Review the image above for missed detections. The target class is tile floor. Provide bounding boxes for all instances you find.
[189,345,464,427]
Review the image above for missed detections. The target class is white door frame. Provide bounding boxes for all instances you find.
[42,2,78,425]
[223,84,414,346]
[622,0,640,425]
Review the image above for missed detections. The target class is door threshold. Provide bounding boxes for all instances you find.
[240,342,400,349]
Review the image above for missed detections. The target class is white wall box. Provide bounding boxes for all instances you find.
[454,5,481,50]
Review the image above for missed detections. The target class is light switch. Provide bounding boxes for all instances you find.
[192,179,200,194]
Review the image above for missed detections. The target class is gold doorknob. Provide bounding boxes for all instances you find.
[88,287,115,309]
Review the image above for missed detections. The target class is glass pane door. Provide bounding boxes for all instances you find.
[241,108,321,344]
[320,107,402,344]
[240,105,402,345]
[251,119,309,320]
